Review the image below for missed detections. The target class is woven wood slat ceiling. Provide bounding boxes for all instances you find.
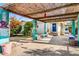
[1,3,79,22]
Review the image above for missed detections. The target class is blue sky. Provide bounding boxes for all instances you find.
[0,3,5,6]
[0,3,33,22]
[9,13,33,22]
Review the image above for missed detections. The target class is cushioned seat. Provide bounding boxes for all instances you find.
[0,36,9,45]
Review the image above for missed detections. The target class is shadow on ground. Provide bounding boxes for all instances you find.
[23,48,79,56]
[10,36,79,56]
[10,36,77,47]
[33,36,68,46]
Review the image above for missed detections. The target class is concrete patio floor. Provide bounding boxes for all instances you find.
[10,35,79,56]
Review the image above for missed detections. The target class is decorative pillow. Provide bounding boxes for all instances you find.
[0,21,8,28]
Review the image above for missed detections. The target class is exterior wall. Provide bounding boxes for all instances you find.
[37,21,47,34]
[47,23,51,33]
[36,21,70,36]
[47,22,65,36]
[64,21,72,34]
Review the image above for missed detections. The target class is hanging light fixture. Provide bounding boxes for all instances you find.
[44,12,46,18]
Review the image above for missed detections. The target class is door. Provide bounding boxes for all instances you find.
[52,23,57,32]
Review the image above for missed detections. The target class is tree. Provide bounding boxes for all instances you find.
[23,21,33,36]
[10,17,22,36]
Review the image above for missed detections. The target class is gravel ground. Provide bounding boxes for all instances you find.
[10,36,79,56]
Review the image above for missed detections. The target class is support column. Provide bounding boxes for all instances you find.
[6,11,10,37]
[0,9,2,22]
[60,22,64,35]
[32,20,37,40]
[44,22,47,34]
[78,14,79,46]
[6,11,9,24]
[60,23,63,35]
[42,22,47,37]
[0,9,10,44]
[0,14,2,22]
[72,20,76,36]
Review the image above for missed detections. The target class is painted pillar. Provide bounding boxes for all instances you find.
[44,22,47,34]
[0,8,10,44]
[72,20,75,36]
[78,14,79,46]
[0,9,10,54]
[60,23,63,35]
[0,9,3,53]
[0,9,2,22]
[0,9,9,24]
[6,11,9,24]
[6,11,10,37]
[32,20,37,40]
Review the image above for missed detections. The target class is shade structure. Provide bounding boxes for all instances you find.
[0,3,79,22]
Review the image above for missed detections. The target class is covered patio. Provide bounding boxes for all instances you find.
[0,3,79,55]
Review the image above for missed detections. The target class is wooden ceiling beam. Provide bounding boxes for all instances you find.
[40,16,77,22]
[39,15,77,21]
[1,4,79,22]
[39,14,77,20]
[35,12,78,19]
[42,18,76,23]
[26,3,78,15]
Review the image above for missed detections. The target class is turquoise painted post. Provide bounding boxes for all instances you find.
[32,20,37,40]
[0,9,10,44]
[44,22,46,34]
[0,9,9,23]
[6,11,9,24]
[78,14,79,46]
[6,11,10,39]
[0,8,3,22]
[0,9,2,53]
[72,20,75,36]
[0,13,2,22]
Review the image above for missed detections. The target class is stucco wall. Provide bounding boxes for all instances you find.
[37,21,47,34]
[36,21,65,35]
[47,22,65,36]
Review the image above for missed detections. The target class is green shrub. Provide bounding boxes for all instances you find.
[23,21,33,36]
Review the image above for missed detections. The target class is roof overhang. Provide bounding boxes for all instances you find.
[0,3,79,22]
